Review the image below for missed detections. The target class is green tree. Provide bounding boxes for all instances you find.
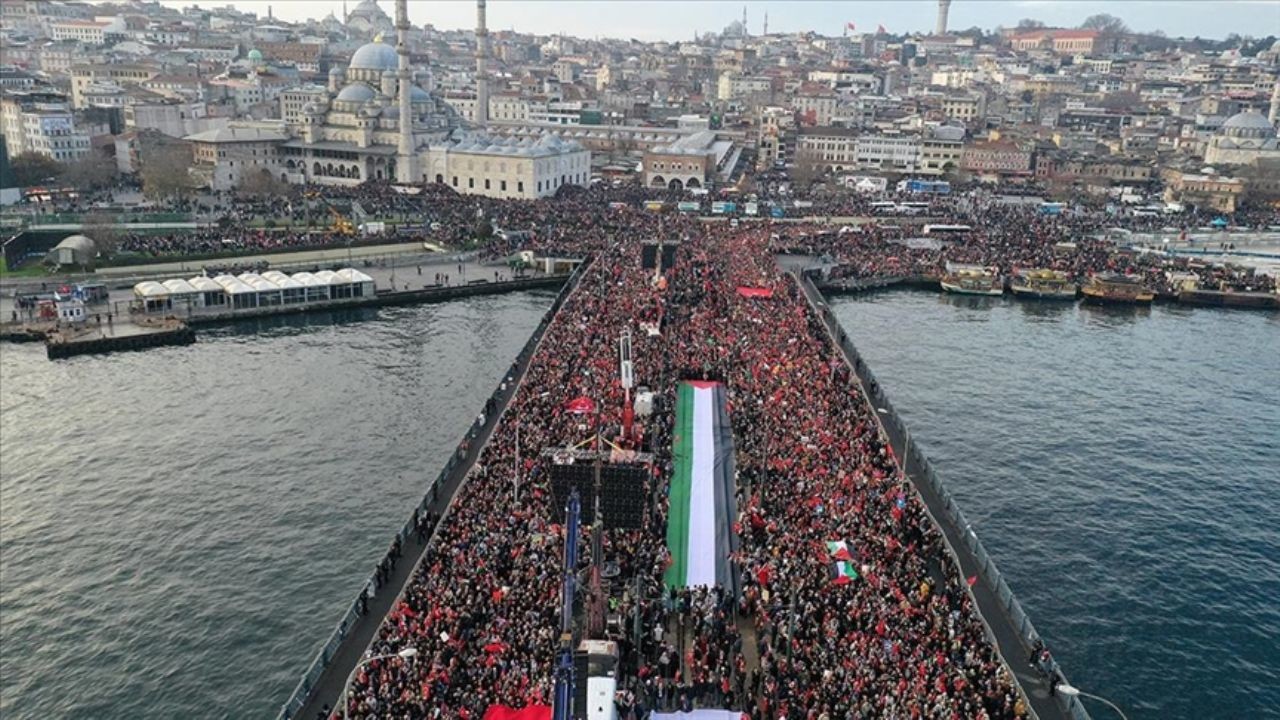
[1016,19,1046,29]
[8,153,63,187]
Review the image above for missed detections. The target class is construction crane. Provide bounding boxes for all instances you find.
[328,205,355,236]
[302,191,356,235]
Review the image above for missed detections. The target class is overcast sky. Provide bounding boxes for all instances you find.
[161,1,1277,42]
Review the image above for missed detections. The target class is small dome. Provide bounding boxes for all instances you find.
[349,41,398,71]
[335,82,376,103]
[303,102,321,114]
[329,67,343,77]
[247,48,263,62]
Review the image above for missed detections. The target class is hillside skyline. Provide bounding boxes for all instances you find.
[147,1,1278,43]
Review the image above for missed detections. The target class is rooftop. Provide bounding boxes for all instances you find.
[185,126,288,143]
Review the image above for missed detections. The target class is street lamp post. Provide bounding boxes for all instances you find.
[342,647,418,720]
[1056,684,1129,720]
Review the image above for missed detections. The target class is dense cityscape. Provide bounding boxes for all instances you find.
[0,2,1277,720]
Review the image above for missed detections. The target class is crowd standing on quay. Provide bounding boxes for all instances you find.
[31,176,1274,296]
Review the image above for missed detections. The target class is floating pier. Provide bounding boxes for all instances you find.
[43,320,196,360]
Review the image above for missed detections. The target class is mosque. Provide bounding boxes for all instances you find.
[197,0,589,199]
[343,0,395,37]
[1203,110,1280,167]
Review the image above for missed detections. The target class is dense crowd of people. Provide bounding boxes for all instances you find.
[778,201,1278,295]
[339,209,1032,719]
[22,175,1274,300]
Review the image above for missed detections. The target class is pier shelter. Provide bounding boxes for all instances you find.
[132,267,377,315]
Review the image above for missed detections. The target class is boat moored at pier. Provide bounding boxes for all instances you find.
[940,263,1003,296]
[1010,268,1078,301]
[1081,273,1155,305]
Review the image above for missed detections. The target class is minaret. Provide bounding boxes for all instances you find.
[475,0,489,126]
[741,5,748,35]
[1269,79,1280,125]
[763,11,768,37]
[936,0,951,35]
[395,0,416,182]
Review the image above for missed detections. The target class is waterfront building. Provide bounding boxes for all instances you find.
[642,130,726,189]
[187,125,289,191]
[919,125,965,175]
[962,140,1033,176]
[855,133,922,172]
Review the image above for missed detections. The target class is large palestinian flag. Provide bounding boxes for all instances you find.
[665,381,738,593]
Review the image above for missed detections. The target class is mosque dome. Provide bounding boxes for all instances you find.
[347,0,392,25]
[336,82,377,103]
[1220,111,1275,138]
[247,48,263,63]
[409,85,431,102]
[349,41,398,72]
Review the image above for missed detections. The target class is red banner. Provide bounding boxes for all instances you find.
[565,396,596,414]
[483,706,552,720]
[736,286,774,298]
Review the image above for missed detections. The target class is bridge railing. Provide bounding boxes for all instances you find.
[275,256,591,720]
[798,268,1089,720]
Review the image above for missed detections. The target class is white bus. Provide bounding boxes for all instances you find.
[580,639,618,720]
[923,224,973,236]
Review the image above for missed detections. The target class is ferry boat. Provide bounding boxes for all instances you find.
[1010,269,1078,301]
[1081,273,1155,305]
[940,263,1003,296]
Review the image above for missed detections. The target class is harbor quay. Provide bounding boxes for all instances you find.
[287,223,1081,720]
[1,256,572,359]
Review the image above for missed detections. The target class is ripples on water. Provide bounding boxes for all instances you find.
[0,292,553,719]
[832,291,1280,720]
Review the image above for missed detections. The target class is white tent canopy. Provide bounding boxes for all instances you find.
[133,281,170,298]
[134,267,377,313]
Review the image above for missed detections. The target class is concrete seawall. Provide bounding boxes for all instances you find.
[796,269,1089,720]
